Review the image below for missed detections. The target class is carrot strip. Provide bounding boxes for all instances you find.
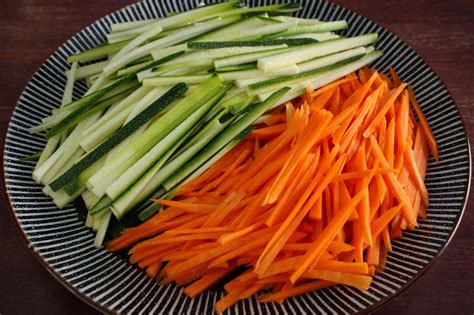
[258,280,333,302]
[327,241,354,255]
[256,148,343,276]
[184,267,236,298]
[340,85,383,153]
[304,269,372,290]
[151,199,216,214]
[199,149,251,193]
[310,88,336,110]
[314,261,369,274]
[311,77,356,98]
[146,261,163,278]
[388,67,401,87]
[408,86,439,160]
[369,136,417,226]
[165,226,234,235]
[371,204,403,239]
[366,235,381,266]
[404,146,429,206]
[334,167,394,181]
[363,83,407,138]
[290,189,365,283]
[265,110,332,204]
[166,228,272,278]
[267,151,320,225]
[354,142,373,247]
[263,114,287,126]
[328,86,341,115]
[248,123,287,139]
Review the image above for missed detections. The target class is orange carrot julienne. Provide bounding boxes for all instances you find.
[310,88,336,110]
[408,86,439,160]
[184,267,235,298]
[248,123,287,139]
[363,83,407,138]
[304,269,372,290]
[257,148,343,276]
[107,68,435,312]
[311,77,356,98]
[334,167,394,181]
[388,67,401,87]
[314,260,369,274]
[258,280,334,302]
[369,136,417,226]
[290,190,365,283]
[371,204,403,239]
[264,110,333,205]
[404,146,429,206]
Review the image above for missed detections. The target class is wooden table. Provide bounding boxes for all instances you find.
[1,1,473,314]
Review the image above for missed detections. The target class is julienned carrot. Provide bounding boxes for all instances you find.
[369,136,417,226]
[363,83,407,138]
[404,146,429,206]
[107,68,435,313]
[311,77,356,98]
[408,86,439,160]
[290,190,365,283]
[184,267,235,297]
[256,148,343,276]
[248,123,287,139]
[388,67,401,87]
[262,114,286,126]
[304,269,372,290]
[334,167,394,181]
[314,261,369,274]
[267,151,320,226]
[258,280,334,302]
[371,204,403,239]
[199,149,251,193]
[264,109,333,204]
[310,88,336,110]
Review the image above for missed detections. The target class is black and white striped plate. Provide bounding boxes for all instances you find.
[3,0,471,314]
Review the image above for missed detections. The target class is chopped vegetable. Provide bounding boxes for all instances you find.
[107,68,435,312]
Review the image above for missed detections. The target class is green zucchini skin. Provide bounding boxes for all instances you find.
[188,38,317,49]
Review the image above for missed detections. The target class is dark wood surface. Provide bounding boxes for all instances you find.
[1,1,473,314]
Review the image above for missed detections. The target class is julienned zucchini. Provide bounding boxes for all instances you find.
[256,50,383,104]
[162,86,290,191]
[105,86,231,202]
[110,96,235,218]
[40,51,185,138]
[20,151,42,162]
[213,46,293,68]
[48,83,188,192]
[187,38,317,49]
[45,84,139,138]
[68,40,129,63]
[266,20,348,39]
[214,63,256,72]
[247,53,365,93]
[257,33,378,72]
[135,128,245,221]
[86,76,225,199]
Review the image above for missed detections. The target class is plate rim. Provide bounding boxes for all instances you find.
[2,0,472,313]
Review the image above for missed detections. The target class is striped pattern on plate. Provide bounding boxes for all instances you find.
[3,0,471,314]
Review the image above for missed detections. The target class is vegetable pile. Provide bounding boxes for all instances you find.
[108,68,438,313]
[28,0,383,247]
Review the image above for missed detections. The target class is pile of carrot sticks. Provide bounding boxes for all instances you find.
[107,67,438,313]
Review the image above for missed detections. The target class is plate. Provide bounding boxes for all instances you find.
[3,0,471,314]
